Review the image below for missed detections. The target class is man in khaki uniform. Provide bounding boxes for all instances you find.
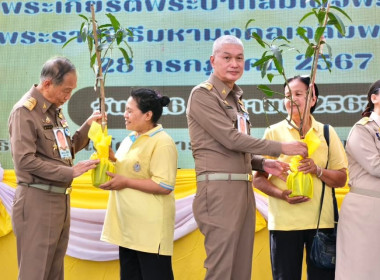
[186,35,308,280]
[8,57,101,280]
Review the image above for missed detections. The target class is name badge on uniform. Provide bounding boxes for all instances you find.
[237,113,248,135]
[53,127,72,159]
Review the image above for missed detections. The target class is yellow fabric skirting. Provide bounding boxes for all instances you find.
[0,169,348,280]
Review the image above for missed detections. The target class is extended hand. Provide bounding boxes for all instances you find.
[263,159,290,181]
[99,172,127,191]
[282,189,310,204]
[298,158,318,175]
[73,159,100,178]
[282,141,308,158]
[86,111,106,126]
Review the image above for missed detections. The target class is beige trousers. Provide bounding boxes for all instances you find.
[193,180,256,280]
[12,185,70,280]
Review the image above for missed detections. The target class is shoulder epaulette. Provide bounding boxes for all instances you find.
[199,82,213,91]
[23,97,37,111]
[357,117,370,125]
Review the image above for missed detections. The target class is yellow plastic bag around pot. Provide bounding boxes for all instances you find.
[286,129,321,198]
[88,122,115,187]
[90,153,115,187]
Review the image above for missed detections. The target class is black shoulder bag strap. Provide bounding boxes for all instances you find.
[315,124,339,235]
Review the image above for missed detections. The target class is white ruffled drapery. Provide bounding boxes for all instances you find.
[0,166,268,261]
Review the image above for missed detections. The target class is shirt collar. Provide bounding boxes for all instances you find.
[208,74,243,100]
[30,84,56,114]
[128,124,163,142]
[285,115,320,133]
[370,111,380,126]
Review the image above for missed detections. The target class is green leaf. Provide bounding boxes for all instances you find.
[252,55,272,68]
[272,56,283,75]
[62,36,78,48]
[87,35,93,53]
[119,47,132,65]
[273,35,290,43]
[99,24,113,29]
[251,32,266,48]
[324,42,332,58]
[267,73,274,82]
[123,41,134,59]
[122,28,133,38]
[258,84,275,97]
[305,45,315,58]
[106,13,120,32]
[115,29,123,45]
[79,14,88,22]
[328,12,346,36]
[81,24,88,42]
[245,18,255,30]
[296,27,310,44]
[330,6,352,21]
[90,53,97,69]
[320,53,332,72]
[314,26,325,43]
[261,59,270,78]
[299,11,314,24]
[316,10,326,26]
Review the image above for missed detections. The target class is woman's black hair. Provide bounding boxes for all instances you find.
[131,88,170,124]
[362,80,380,117]
[284,75,320,114]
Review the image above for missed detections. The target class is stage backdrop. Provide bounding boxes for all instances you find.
[1,1,380,169]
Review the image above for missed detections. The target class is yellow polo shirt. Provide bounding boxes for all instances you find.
[101,125,178,255]
[263,117,347,231]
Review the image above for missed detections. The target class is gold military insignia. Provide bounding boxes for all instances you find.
[222,88,226,95]
[238,99,248,113]
[23,97,37,111]
[200,82,213,91]
[222,100,229,106]
[358,117,370,125]
[43,103,47,109]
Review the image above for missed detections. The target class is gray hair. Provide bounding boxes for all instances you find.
[212,35,244,55]
[40,56,76,85]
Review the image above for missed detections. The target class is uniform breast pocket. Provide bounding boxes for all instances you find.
[42,130,60,157]
[225,107,237,125]
[374,135,380,152]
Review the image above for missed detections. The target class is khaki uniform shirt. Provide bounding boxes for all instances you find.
[186,74,282,175]
[336,113,380,279]
[346,114,380,190]
[8,85,91,188]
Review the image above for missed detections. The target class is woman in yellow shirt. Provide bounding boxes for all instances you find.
[253,76,347,280]
[100,88,178,280]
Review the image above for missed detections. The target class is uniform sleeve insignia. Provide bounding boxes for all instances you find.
[199,82,213,91]
[358,117,370,125]
[23,97,37,111]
